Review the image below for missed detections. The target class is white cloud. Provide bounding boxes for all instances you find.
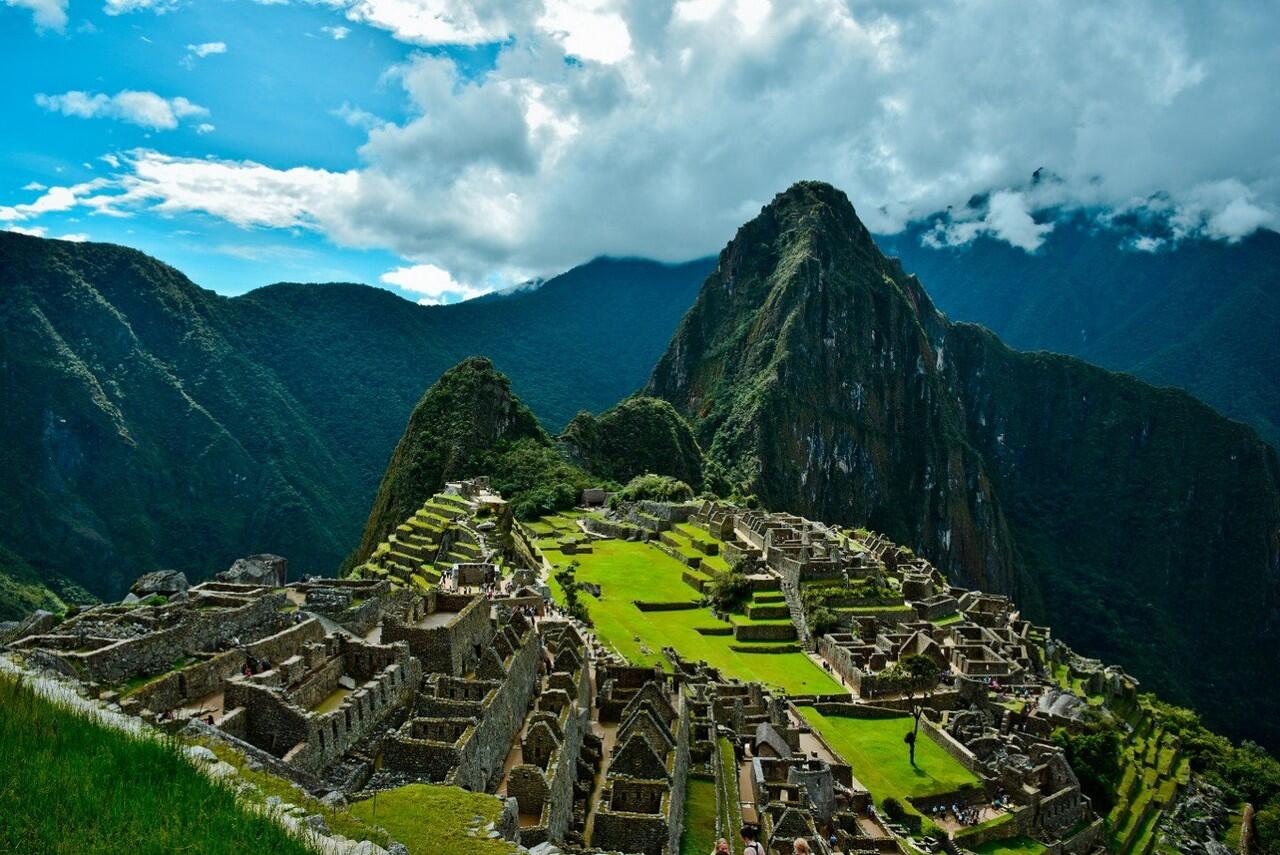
[321,25,350,39]
[5,225,48,237]
[58,232,89,242]
[36,90,209,130]
[380,262,489,303]
[195,123,215,134]
[332,102,384,129]
[5,0,67,31]
[104,0,178,14]
[537,0,631,64]
[926,191,1055,251]
[1169,179,1276,241]
[182,41,226,67]
[11,0,1280,280]
[325,0,527,46]
[22,182,48,191]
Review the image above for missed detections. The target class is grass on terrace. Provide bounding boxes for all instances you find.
[0,673,313,855]
[972,837,1047,855]
[349,783,520,855]
[679,776,718,855]
[543,534,841,695]
[797,707,980,819]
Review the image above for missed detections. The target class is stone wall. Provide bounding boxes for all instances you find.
[76,593,289,685]
[382,593,491,677]
[223,637,421,774]
[385,615,541,791]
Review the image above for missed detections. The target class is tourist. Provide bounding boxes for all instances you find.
[741,825,764,855]
[793,839,811,855]
[712,838,731,854]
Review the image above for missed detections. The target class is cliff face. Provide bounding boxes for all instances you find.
[648,181,1280,747]
[354,357,547,561]
[647,181,1021,599]
[947,323,1280,744]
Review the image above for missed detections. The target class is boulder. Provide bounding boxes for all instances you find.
[129,569,189,598]
[183,745,218,764]
[0,609,56,644]
[218,554,288,587]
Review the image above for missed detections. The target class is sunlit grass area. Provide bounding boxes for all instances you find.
[0,673,313,855]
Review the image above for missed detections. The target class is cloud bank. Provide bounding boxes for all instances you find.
[13,0,1280,289]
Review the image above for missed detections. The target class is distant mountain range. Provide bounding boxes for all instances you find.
[0,232,708,613]
[880,215,1280,448]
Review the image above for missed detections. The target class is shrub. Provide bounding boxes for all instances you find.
[705,560,752,612]
[611,473,694,505]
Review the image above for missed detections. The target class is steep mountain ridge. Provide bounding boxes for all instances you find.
[0,233,710,609]
[648,182,1022,599]
[648,181,1280,747]
[354,357,548,560]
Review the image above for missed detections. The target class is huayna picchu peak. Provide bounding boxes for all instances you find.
[649,181,1280,751]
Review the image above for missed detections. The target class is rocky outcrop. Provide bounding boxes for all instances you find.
[129,570,190,598]
[354,358,549,561]
[218,555,287,587]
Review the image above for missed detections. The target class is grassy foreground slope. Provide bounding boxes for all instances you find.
[0,673,312,855]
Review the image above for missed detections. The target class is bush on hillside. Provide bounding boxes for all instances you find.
[609,473,694,507]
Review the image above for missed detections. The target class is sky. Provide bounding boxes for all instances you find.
[2,0,1278,303]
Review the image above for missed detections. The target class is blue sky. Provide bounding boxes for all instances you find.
[0,0,503,296]
[2,0,1277,301]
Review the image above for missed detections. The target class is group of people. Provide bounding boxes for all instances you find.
[239,654,272,678]
[710,825,834,855]
[932,796,1005,827]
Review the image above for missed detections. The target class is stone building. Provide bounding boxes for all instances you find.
[221,633,421,774]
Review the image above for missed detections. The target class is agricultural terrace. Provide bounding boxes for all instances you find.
[797,707,981,822]
[536,513,843,696]
[679,776,718,855]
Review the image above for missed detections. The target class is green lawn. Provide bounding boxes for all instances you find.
[545,536,841,695]
[972,836,1046,855]
[349,784,519,855]
[798,707,980,816]
[680,777,718,855]
[0,673,312,855]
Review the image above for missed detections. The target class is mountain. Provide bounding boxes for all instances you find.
[559,396,704,489]
[878,216,1280,448]
[0,232,710,611]
[354,357,547,560]
[648,181,1280,748]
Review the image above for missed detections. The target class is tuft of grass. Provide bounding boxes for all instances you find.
[0,673,314,855]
